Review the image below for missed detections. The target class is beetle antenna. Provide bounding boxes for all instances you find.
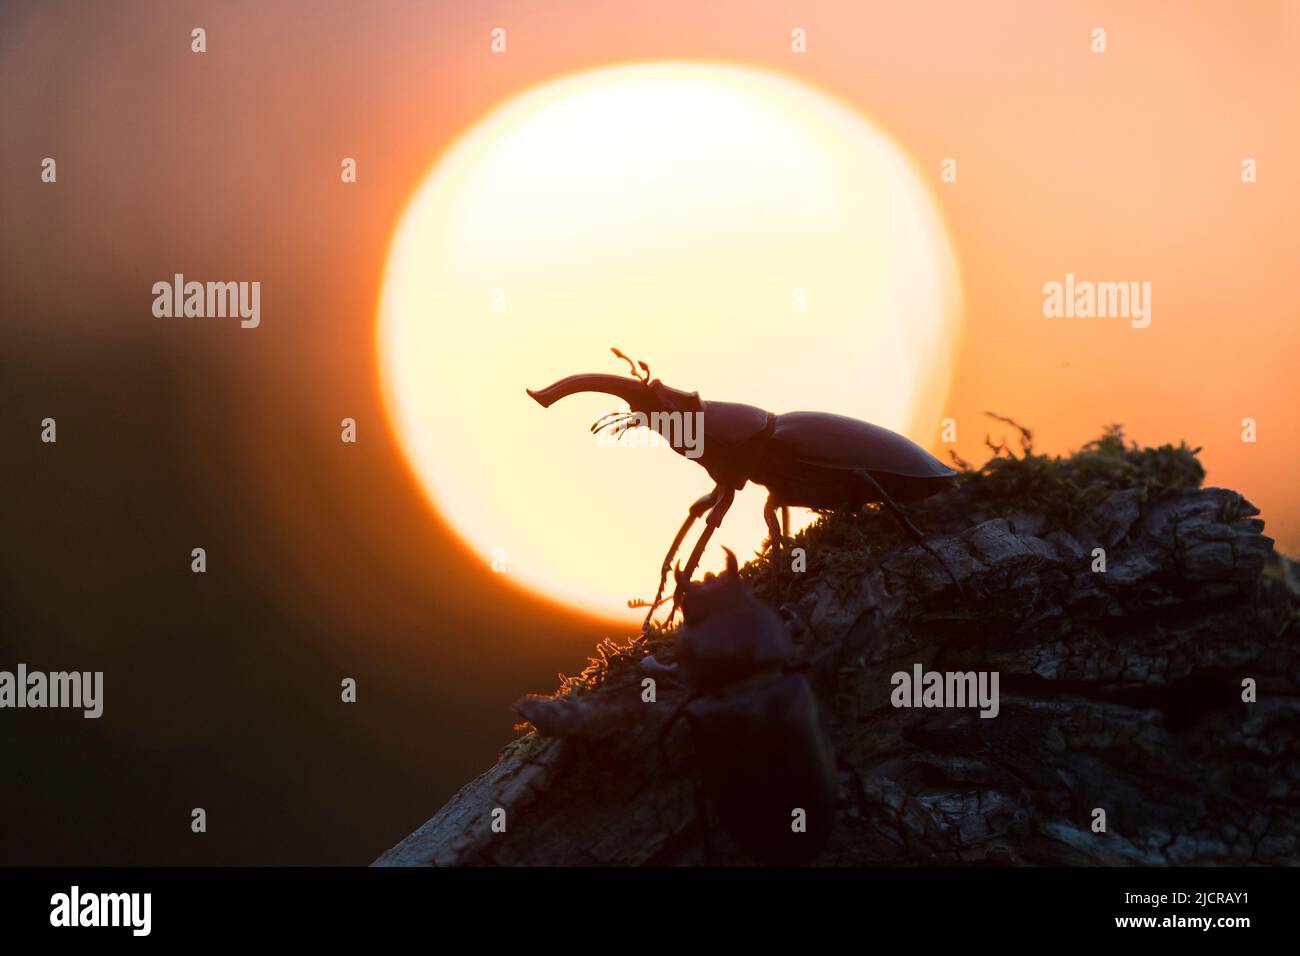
[610,347,639,379]
[610,347,651,383]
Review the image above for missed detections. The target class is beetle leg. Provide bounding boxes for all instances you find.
[780,504,793,604]
[668,488,737,624]
[836,754,871,821]
[856,470,965,597]
[763,494,785,600]
[638,653,680,681]
[762,495,782,553]
[656,692,697,746]
[638,486,724,631]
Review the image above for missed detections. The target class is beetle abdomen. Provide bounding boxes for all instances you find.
[758,458,951,508]
[687,672,837,865]
[770,411,957,479]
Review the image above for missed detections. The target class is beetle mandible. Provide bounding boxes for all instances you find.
[527,348,959,627]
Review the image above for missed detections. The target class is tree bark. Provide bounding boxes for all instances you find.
[375,483,1298,866]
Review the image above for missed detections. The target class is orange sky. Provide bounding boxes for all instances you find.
[3,0,1297,579]
[12,2,1298,867]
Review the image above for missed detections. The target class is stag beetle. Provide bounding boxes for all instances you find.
[643,547,838,864]
[527,348,959,627]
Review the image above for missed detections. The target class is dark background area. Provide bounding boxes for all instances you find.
[0,1,619,864]
[0,330,610,866]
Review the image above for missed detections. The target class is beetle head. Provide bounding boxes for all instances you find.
[526,348,701,439]
[673,547,744,624]
[674,547,795,691]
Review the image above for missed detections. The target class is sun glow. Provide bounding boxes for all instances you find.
[378,62,962,621]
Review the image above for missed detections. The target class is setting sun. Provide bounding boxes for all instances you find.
[377,61,962,621]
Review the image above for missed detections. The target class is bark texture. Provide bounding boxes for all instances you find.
[375,436,1299,866]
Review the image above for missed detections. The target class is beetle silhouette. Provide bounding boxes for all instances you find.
[642,547,838,865]
[528,348,959,627]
